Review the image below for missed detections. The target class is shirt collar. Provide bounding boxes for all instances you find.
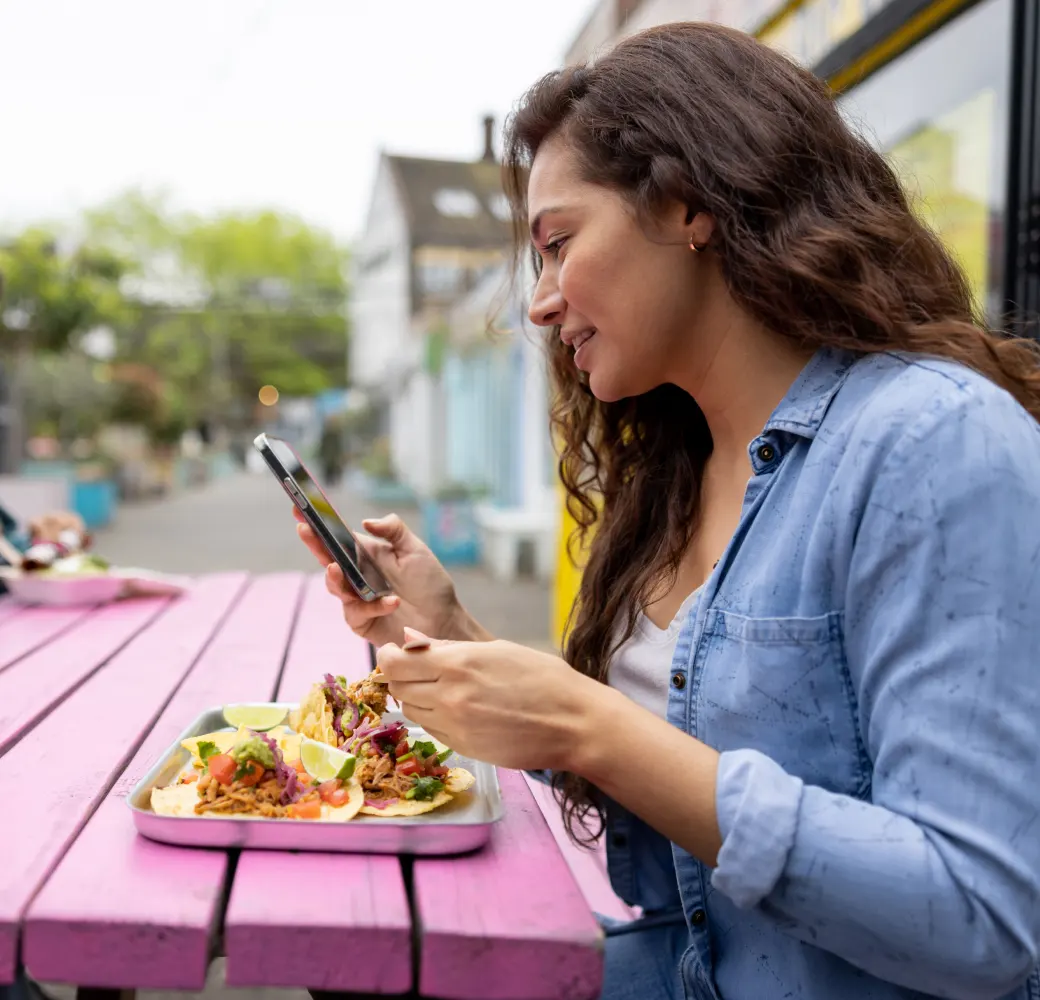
[762,347,858,441]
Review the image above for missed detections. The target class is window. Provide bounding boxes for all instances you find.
[839,0,1012,324]
[419,262,463,296]
[488,192,512,222]
[432,188,481,219]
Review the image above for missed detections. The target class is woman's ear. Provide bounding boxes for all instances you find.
[689,211,716,250]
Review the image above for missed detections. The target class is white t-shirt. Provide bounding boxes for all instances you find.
[608,587,702,718]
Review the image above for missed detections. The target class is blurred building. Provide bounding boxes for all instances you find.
[553,0,1040,642]
[350,118,510,497]
[350,119,557,580]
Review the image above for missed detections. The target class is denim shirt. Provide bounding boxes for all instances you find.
[606,349,1040,1000]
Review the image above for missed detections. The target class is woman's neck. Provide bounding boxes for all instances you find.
[677,319,815,464]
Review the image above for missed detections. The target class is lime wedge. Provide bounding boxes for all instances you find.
[222,703,287,732]
[301,738,357,782]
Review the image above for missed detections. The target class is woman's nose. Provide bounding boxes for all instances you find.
[528,270,564,328]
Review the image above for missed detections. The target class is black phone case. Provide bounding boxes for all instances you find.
[254,435,390,602]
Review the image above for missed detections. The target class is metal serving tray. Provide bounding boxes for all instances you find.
[127,704,503,855]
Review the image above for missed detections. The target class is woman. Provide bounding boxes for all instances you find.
[298,23,1040,1000]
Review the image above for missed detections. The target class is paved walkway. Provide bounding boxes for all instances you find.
[92,469,555,650]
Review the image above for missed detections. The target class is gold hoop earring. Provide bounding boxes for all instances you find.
[690,238,708,253]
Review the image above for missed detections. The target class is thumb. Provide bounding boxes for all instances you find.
[362,514,411,548]
[402,626,455,650]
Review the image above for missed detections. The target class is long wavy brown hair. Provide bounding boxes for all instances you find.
[501,22,1040,844]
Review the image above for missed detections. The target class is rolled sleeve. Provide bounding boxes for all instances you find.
[712,749,802,908]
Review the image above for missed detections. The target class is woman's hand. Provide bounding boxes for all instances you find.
[376,629,600,771]
[293,508,491,647]
[381,627,724,867]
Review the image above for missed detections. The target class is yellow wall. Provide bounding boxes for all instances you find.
[552,480,591,648]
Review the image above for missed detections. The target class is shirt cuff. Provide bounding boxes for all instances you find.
[711,749,804,909]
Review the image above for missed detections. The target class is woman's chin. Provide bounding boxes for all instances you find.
[587,369,633,403]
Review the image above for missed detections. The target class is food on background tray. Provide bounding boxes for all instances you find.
[20,526,95,572]
[290,671,390,749]
[151,726,363,822]
[22,551,110,576]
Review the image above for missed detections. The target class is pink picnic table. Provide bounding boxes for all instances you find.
[0,572,611,1000]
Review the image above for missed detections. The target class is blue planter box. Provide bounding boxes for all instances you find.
[72,479,117,530]
[421,499,480,566]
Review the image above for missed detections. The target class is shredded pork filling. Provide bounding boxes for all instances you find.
[195,771,317,817]
[345,673,389,718]
[355,754,416,800]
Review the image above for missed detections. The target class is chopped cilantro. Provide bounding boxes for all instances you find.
[411,739,437,760]
[196,740,220,763]
[405,776,445,801]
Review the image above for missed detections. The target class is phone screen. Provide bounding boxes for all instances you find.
[265,437,392,595]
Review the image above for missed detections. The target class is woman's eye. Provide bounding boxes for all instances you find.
[542,237,568,259]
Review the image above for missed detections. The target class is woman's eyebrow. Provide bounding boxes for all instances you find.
[530,206,567,242]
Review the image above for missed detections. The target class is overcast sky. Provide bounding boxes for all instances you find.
[0,0,595,244]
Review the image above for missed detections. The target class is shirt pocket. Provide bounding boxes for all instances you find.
[697,609,870,798]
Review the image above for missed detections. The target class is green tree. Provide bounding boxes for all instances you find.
[84,194,350,434]
[0,229,128,471]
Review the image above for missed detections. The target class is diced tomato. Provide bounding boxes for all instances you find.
[328,787,351,807]
[208,754,236,786]
[289,757,306,773]
[395,740,410,758]
[237,760,264,787]
[318,779,342,803]
[298,773,312,785]
[288,797,322,820]
[397,758,422,777]
[428,765,449,778]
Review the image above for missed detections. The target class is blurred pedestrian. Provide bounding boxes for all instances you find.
[318,415,345,487]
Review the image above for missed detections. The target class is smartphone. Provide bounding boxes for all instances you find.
[253,432,393,601]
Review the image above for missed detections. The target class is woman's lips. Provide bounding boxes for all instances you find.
[574,330,596,370]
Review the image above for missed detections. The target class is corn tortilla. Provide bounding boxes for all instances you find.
[150,776,364,821]
[359,766,475,817]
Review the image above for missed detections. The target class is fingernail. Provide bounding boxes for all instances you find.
[402,626,432,651]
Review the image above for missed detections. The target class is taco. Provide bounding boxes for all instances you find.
[350,722,475,817]
[290,671,389,750]
[151,728,362,821]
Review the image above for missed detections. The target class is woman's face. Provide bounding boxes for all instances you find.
[527,135,718,403]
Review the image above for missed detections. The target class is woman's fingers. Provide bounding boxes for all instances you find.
[324,563,399,627]
[296,522,333,568]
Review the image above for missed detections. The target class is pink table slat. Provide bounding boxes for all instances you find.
[0,599,27,629]
[275,572,374,695]
[0,605,93,673]
[22,572,303,991]
[415,769,603,1000]
[0,578,244,985]
[523,776,639,924]
[0,599,168,756]
[223,573,412,994]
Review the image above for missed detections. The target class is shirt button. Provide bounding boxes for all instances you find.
[756,443,776,463]
[691,908,706,926]
[671,672,686,690]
